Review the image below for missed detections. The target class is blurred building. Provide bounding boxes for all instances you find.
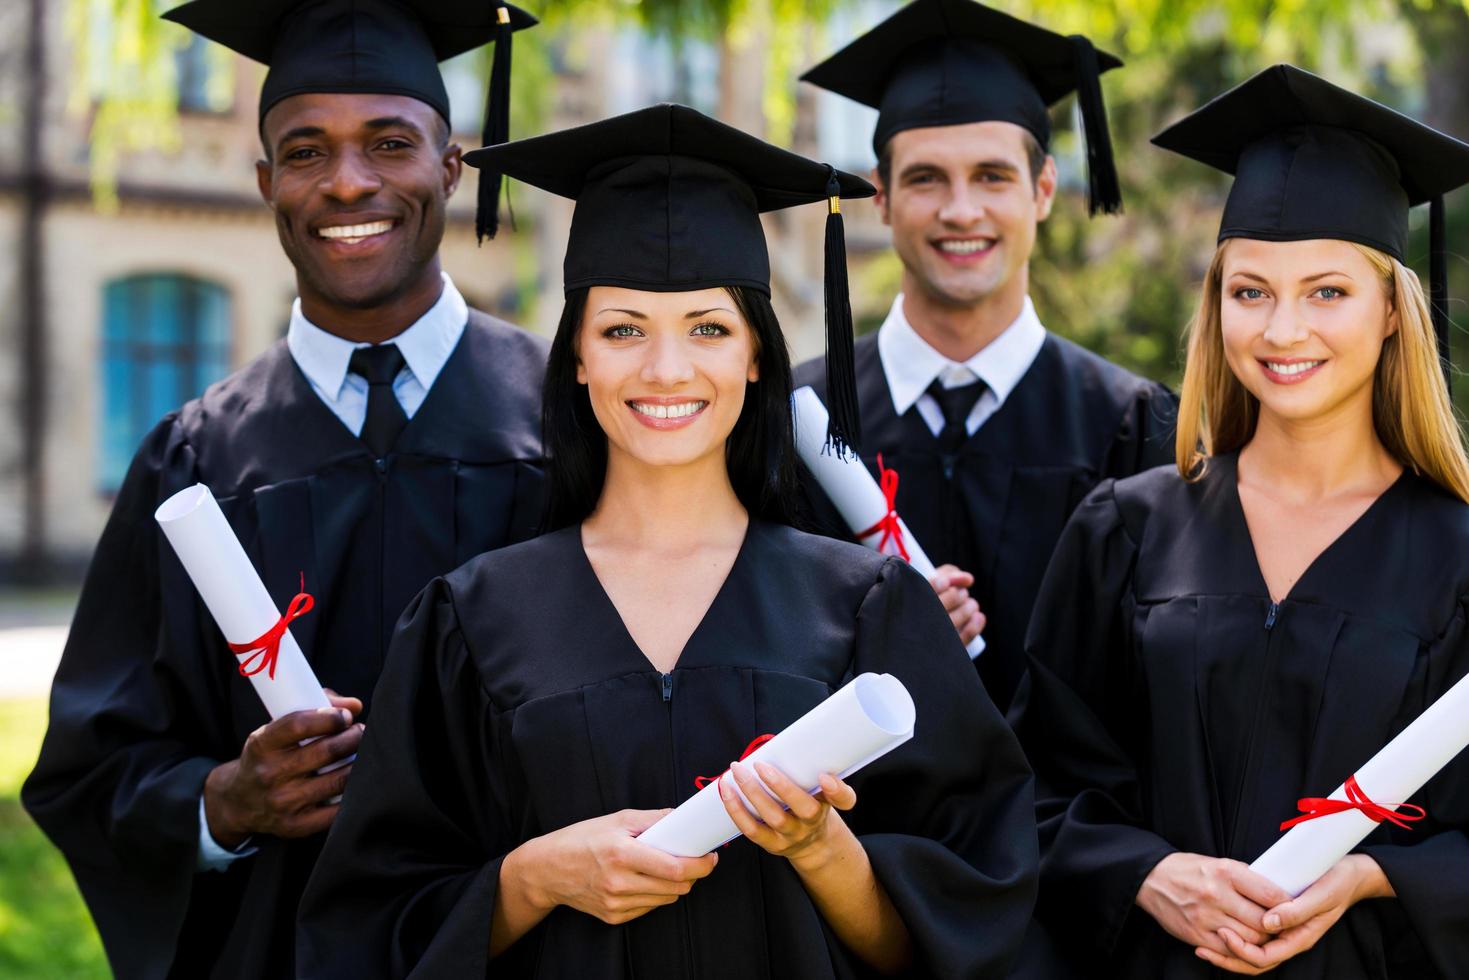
[0,1,896,581]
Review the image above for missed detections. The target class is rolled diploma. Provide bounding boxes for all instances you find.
[1250,668,1469,896]
[792,386,984,658]
[155,484,332,720]
[637,672,916,857]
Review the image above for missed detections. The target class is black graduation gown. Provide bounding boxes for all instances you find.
[21,310,548,980]
[1012,456,1469,978]
[296,521,1039,979]
[794,331,1177,712]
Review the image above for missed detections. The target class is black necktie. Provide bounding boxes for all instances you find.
[926,377,986,452]
[348,344,408,457]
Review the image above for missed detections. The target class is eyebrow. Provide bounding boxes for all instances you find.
[275,116,423,151]
[685,308,735,318]
[363,115,425,137]
[276,125,326,150]
[596,308,647,319]
[899,158,1019,179]
[1229,271,1353,284]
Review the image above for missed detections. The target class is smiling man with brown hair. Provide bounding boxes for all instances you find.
[795,0,1178,716]
[22,3,545,978]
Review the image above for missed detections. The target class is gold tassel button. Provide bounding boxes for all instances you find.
[497,5,511,24]
[828,195,841,214]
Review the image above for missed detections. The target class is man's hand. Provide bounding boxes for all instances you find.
[930,564,985,645]
[203,690,363,847]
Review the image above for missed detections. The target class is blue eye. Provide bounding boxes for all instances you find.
[1317,286,1345,300]
[1234,287,1265,301]
[603,324,641,339]
[691,322,729,337]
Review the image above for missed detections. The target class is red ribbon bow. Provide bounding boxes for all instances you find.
[855,453,911,562]
[227,574,314,681]
[694,733,775,790]
[1279,774,1427,832]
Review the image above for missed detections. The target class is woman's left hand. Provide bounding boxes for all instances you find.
[719,761,857,872]
[1196,854,1394,974]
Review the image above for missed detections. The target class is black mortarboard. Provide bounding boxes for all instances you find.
[163,0,536,241]
[800,0,1124,215]
[1153,64,1469,385]
[463,104,876,453]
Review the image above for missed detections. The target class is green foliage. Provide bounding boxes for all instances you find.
[0,700,108,979]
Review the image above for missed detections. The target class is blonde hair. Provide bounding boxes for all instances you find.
[1175,240,1469,504]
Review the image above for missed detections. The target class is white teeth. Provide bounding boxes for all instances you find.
[630,400,707,419]
[1266,360,1323,376]
[318,220,394,241]
[937,239,994,254]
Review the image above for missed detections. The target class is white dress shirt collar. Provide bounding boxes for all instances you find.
[286,272,468,407]
[876,293,1047,416]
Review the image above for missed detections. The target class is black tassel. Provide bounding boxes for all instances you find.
[476,2,514,243]
[1069,35,1123,217]
[822,168,862,456]
[1430,194,1451,392]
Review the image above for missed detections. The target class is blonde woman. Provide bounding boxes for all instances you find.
[1012,66,1469,978]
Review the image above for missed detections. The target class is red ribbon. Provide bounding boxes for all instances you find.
[854,453,911,562]
[227,574,314,681]
[694,733,775,790]
[1279,774,1427,832]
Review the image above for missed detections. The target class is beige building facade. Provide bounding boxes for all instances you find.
[0,2,893,580]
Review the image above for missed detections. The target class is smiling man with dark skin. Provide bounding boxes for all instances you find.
[795,0,1178,715]
[22,3,544,978]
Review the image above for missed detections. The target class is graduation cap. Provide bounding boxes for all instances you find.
[800,0,1124,215]
[162,0,537,241]
[1153,64,1469,385]
[463,103,877,454]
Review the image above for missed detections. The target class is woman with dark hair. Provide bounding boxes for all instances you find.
[296,104,1036,979]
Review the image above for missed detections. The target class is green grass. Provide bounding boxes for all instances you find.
[0,699,109,979]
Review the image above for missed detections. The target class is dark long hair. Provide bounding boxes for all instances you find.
[542,286,798,530]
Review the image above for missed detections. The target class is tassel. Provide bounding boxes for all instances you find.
[1430,194,1451,392]
[823,168,862,456]
[1069,35,1123,217]
[476,2,514,243]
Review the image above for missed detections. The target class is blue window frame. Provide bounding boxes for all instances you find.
[99,275,232,492]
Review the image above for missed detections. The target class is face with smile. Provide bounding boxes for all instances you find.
[577,286,760,471]
[257,92,460,320]
[1220,238,1397,424]
[876,120,1056,310]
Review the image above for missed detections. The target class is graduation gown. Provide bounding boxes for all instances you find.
[794,331,1177,712]
[22,310,548,980]
[296,521,1038,979]
[1012,456,1469,978]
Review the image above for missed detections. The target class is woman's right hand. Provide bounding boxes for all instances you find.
[1136,853,1292,958]
[509,809,718,925]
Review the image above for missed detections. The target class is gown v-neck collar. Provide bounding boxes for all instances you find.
[1218,451,1410,605]
[574,519,758,676]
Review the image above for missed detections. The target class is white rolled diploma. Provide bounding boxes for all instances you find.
[792,386,984,658]
[1250,668,1469,896]
[637,672,916,857]
[155,484,332,720]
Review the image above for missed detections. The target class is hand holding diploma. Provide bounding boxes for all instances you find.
[155,484,362,842]
[1200,855,1394,974]
[792,387,985,658]
[490,811,719,957]
[203,691,364,847]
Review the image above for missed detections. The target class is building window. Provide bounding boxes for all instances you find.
[98,275,232,493]
[607,29,719,116]
[176,35,234,114]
